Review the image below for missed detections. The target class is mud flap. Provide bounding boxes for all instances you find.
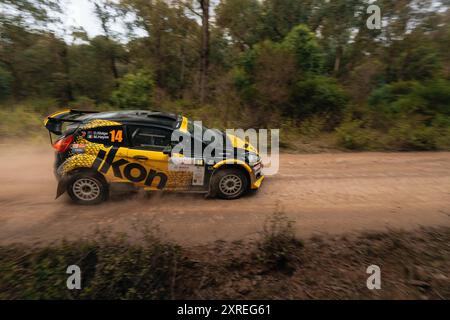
[56,177,69,199]
[205,174,216,199]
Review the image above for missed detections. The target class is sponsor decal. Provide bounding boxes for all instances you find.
[170,157,204,166]
[71,144,86,154]
[192,166,205,186]
[86,131,110,141]
[92,148,168,189]
[169,157,205,186]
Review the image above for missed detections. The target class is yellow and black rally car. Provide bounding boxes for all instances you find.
[44,110,264,204]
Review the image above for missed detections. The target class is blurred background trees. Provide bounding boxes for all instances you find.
[0,0,449,150]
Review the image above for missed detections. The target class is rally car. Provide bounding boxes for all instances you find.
[44,109,264,204]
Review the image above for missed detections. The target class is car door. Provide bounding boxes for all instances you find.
[126,125,194,190]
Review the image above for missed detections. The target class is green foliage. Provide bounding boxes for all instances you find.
[336,78,450,151]
[0,65,12,99]
[67,96,97,111]
[259,0,314,41]
[69,37,124,102]
[256,209,302,272]
[386,38,442,82]
[369,79,450,117]
[282,24,323,75]
[0,106,47,141]
[336,116,450,152]
[336,120,377,150]
[0,0,449,151]
[0,230,182,299]
[385,118,441,151]
[216,0,264,47]
[111,70,155,109]
[293,76,349,127]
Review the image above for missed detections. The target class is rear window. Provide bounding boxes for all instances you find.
[78,126,127,146]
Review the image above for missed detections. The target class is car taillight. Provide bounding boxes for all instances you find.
[52,135,74,153]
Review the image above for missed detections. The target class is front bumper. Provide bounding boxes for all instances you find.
[250,161,264,189]
[251,175,265,189]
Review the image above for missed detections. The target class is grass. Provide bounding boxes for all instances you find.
[1,101,449,152]
[0,230,183,299]
[1,212,449,300]
[255,209,303,273]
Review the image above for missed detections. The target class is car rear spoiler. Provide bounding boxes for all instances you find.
[44,109,99,135]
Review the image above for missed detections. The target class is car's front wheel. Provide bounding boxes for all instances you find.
[211,168,249,200]
[67,173,108,205]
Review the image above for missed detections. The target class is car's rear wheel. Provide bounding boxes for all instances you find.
[211,168,249,200]
[67,172,108,205]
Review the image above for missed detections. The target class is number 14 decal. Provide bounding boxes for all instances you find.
[110,130,123,143]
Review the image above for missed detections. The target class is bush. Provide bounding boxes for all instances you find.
[68,96,97,110]
[388,43,441,81]
[0,66,12,100]
[369,79,450,117]
[362,79,450,151]
[111,70,155,109]
[256,210,302,273]
[292,76,349,129]
[298,115,328,137]
[0,106,46,141]
[386,119,440,151]
[0,231,183,299]
[336,120,377,150]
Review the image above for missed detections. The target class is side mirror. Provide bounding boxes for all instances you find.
[162,145,172,155]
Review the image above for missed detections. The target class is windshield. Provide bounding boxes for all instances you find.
[187,119,209,137]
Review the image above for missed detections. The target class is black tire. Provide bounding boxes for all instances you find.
[211,168,249,200]
[67,172,108,205]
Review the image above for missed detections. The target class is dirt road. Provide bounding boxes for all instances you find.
[0,145,449,245]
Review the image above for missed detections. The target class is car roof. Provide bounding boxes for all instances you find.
[77,110,181,128]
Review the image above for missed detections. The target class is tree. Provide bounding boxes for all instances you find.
[312,0,368,76]
[0,65,12,99]
[235,41,296,108]
[385,33,441,82]
[0,0,66,101]
[68,35,125,102]
[216,0,264,49]
[119,0,199,97]
[281,24,323,75]
[260,0,315,41]
[177,0,211,103]
[111,70,154,109]
[91,0,122,81]
[292,76,349,127]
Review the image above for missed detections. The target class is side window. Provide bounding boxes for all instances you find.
[128,126,172,151]
[81,126,126,146]
[171,130,205,157]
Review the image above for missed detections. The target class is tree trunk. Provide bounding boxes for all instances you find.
[60,43,74,103]
[199,0,210,104]
[333,45,342,76]
[111,56,119,80]
[180,45,186,98]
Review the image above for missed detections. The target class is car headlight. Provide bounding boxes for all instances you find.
[247,153,260,166]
